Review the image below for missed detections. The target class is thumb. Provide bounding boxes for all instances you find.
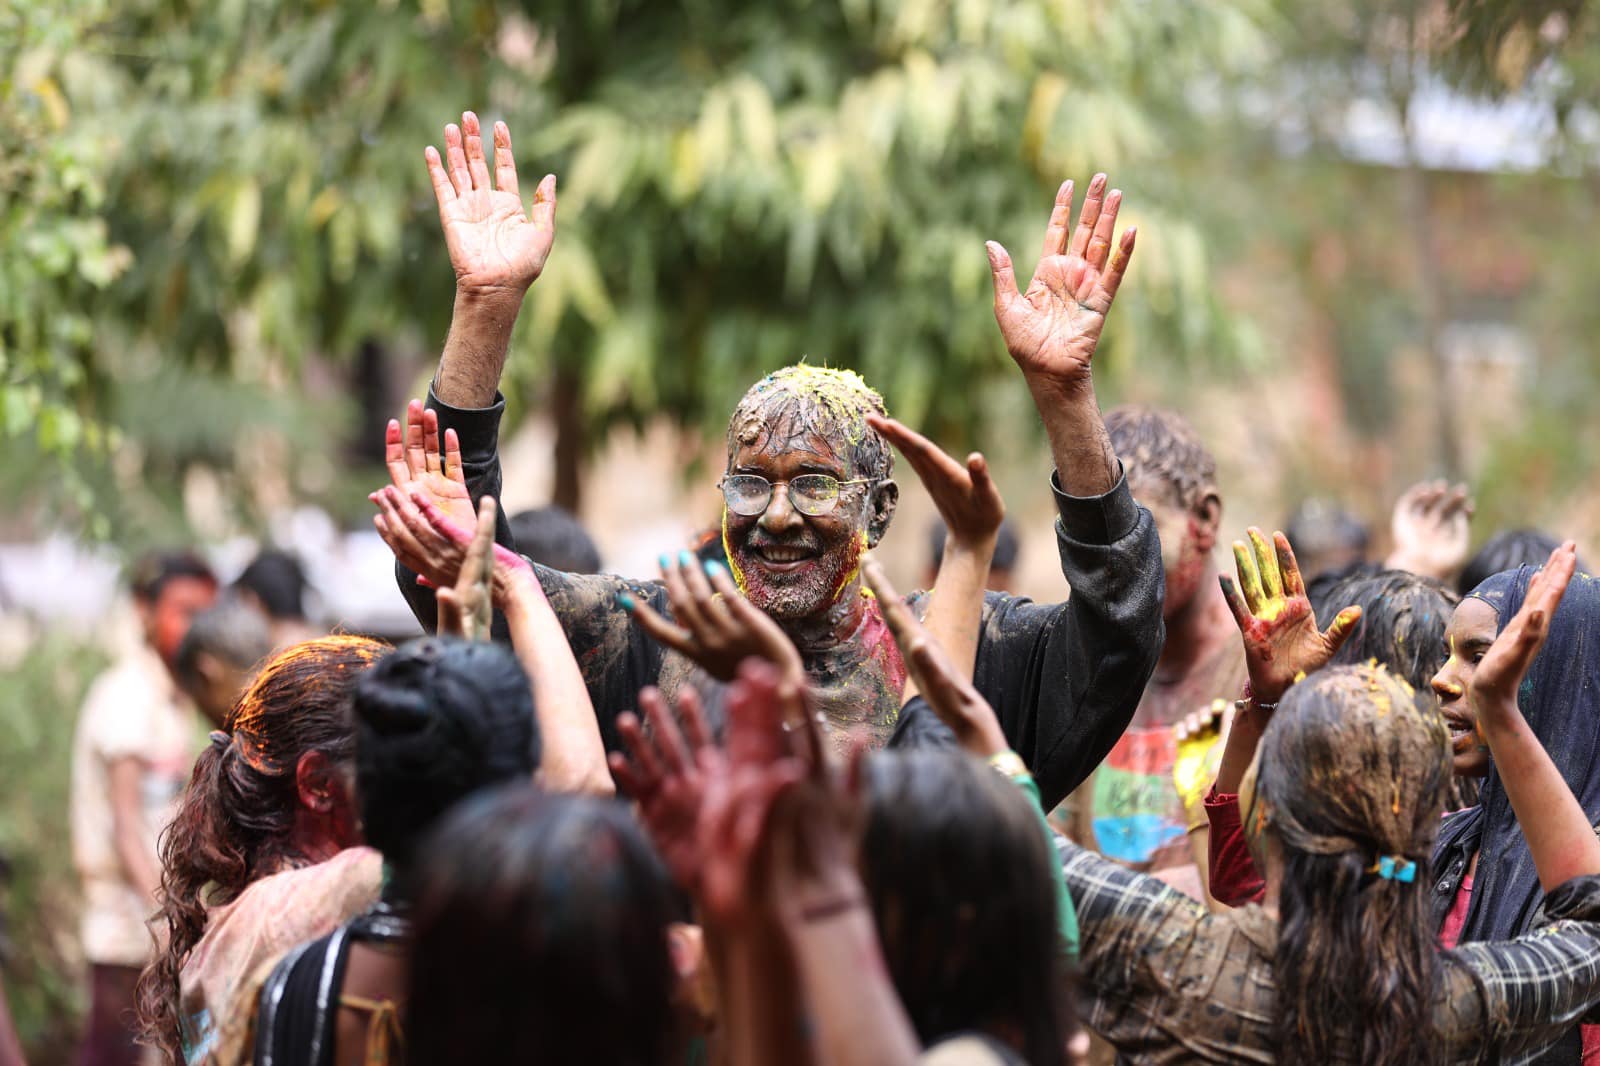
[1321,605,1363,654]
[986,241,1020,316]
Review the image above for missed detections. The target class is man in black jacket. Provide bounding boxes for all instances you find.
[381,111,1163,808]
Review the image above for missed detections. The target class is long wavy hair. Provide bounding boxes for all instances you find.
[859,749,1072,1066]
[136,635,387,1061]
[1255,663,1452,1066]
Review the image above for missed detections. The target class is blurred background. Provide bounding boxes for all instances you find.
[4,0,1599,1056]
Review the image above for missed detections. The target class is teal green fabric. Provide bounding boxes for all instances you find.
[1010,770,1079,959]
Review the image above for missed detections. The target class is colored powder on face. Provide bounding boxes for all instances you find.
[829,531,870,601]
[721,510,750,595]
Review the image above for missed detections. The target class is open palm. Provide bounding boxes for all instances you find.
[425,111,556,294]
[987,175,1136,389]
[1221,528,1363,704]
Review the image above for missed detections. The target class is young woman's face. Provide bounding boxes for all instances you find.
[1429,597,1499,778]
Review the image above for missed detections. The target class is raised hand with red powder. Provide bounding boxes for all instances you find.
[1212,527,1362,797]
[1220,527,1363,706]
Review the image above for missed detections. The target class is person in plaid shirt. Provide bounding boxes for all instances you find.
[1060,535,1600,1065]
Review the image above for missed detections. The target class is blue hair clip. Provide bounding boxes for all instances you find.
[1375,856,1417,883]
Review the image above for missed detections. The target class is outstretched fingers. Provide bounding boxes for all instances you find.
[1249,527,1282,600]
[1085,188,1122,272]
[1232,539,1266,614]
[1219,574,1252,634]
[1039,179,1075,262]
[1274,531,1306,598]
[1321,606,1364,654]
[422,408,443,476]
[985,241,1021,319]
[532,173,557,232]
[624,593,697,657]
[384,418,412,489]
[404,400,429,479]
[424,146,456,211]
[443,122,471,197]
[443,428,465,486]
[866,414,967,493]
[1095,227,1137,308]
[462,111,492,191]
[492,120,520,199]
[1069,173,1108,258]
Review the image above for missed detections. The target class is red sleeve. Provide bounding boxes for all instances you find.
[1205,787,1266,906]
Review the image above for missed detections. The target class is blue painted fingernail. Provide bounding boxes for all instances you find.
[705,560,726,578]
[617,592,635,610]
[658,554,671,571]
[679,550,694,568]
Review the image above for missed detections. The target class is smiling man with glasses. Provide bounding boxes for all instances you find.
[383,112,1164,807]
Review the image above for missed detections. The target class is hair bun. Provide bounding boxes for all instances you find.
[354,648,439,736]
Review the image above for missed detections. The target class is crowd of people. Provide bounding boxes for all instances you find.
[18,109,1600,1066]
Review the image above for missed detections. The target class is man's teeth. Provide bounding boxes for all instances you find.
[760,547,812,562]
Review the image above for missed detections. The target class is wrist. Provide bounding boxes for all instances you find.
[453,282,530,313]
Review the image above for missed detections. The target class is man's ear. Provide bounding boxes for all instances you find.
[1192,491,1223,552]
[866,479,899,548]
[295,750,340,814]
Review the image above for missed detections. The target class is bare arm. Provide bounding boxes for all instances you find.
[422,111,557,407]
[1471,542,1600,889]
[987,176,1135,497]
[502,573,612,795]
[108,757,161,901]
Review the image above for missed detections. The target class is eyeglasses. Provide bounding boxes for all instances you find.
[718,473,871,517]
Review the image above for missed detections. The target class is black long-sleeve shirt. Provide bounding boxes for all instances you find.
[396,388,1165,808]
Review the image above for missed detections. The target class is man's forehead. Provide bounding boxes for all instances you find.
[728,407,852,470]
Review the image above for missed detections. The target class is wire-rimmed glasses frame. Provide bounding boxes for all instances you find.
[717,473,873,518]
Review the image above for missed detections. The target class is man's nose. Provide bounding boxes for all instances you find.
[759,484,804,533]
[1431,666,1463,701]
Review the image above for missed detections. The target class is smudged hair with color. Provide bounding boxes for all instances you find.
[860,749,1072,1066]
[407,786,675,1066]
[352,636,540,888]
[1256,664,1451,1066]
[137,635,388,1060]
[1105,404,1218,510]
[726,365,893,483]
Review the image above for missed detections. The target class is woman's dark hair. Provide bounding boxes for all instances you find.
[1257,664,1451,1066]
[353,637,540,887]
[137,635,388,1060]
[1312,570,1476,809]
[1457,530,1582,596]
[859,750,1071,1066]
[407,786,675,1066]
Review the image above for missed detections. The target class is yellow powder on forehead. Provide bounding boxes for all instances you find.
[736,363,886,447]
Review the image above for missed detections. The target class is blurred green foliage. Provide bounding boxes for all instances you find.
[5,0,1279,531]
[0,631,106,1057]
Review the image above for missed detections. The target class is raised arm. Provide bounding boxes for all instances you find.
[1470,542,1599,889]
[987,176,1133,498]
[374,488,611,794]
[425,111,556,407]
[866,415,1003,686]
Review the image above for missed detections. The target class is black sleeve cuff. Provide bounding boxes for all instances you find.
[1050,462,1138,545]
[1540,874,1600,923]
[424,386,506,459]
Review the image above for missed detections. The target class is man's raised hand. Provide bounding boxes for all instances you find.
[426,111,556,297]
[986,175,1135,395]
